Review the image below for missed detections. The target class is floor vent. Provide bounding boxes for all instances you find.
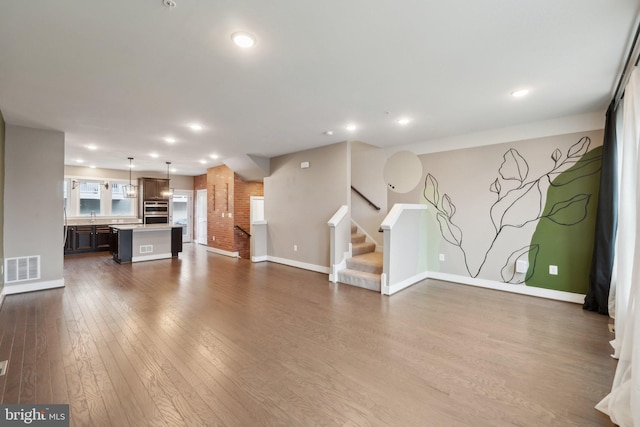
[5,256,40,283]
[0,360,8,376]
[140,245,153,254]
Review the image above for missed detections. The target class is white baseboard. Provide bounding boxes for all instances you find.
[132,253,173,262]
[252,255,267,263]
[206,247,240,258]
[382,270,430,295]
[427,271,586,303]
[329,256,348,283]
[267,256,330,274]
[3,278,65,295]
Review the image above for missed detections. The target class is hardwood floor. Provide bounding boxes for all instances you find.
[0,244,616,426]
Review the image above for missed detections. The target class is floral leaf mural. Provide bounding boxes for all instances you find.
[423,174,440,207]
[441,194,456,218]
[567,136,590,158]
[499,148,529,182]
[436,213,462,247]
[489,178,501,196]
[500,244,539,284]
[423,135,600,282]
[544,194,591,225]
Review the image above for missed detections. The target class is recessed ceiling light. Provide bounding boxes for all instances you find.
[323,130,334,136]
[199,159,206,164]
[189,123,203,132]
[129,163,135,168]
[76,159,84,163]
[150,152,159,158]
[89,165,96,169]
[170,168,177,173]
[396,117,411,125]
[164,137,176,143]
[346,124,357,132]
[232,32,256,48]
[511,89,530,98]
[210,154,219,159]
[86,144,97,151]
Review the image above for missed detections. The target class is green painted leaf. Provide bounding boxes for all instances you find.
[545,194,591,225]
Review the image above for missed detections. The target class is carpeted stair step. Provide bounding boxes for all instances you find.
[337,269,381,292]
[346,252,383,274]
[351,233,366,244]
[351,224,357,234]
[352,241,376,256]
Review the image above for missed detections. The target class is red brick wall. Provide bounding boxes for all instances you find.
[207,165,235,253]
[234,177,264,259]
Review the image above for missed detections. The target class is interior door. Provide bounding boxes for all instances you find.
[196,189,207,245]
[171,190,193,243]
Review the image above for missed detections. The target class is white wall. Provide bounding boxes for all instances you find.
[64,165,194,190]
[351,141,387,245]
[264,142,350,271]
[4,125,65,291]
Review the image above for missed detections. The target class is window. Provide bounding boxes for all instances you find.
[79,181,102,215]
[111,182,133,215]
[64,177,137,218]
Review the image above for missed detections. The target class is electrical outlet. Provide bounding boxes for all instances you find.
[439,254,445,261]
[549,265,558,275]
[221,213,225,217]
[211,236,215,241]
[294,245,298,252]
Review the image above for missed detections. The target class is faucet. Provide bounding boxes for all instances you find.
[90,211,96,223]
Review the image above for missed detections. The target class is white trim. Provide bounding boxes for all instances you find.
[251,220,267,225]
[329,255,348,283]
[327,205,349,227]
[380,204,428,230]
[0,288,5,309]
[3,278,65,295]
[206,247,240,258]
[427,271,586,303]
[131,253,173,262]
[252,255,267,262]
[382,271,430,295]
[266,256,330,274]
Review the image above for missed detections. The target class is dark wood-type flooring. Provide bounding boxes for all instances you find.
[0,244,617,426]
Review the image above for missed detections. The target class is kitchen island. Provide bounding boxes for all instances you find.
[110,224,183,263]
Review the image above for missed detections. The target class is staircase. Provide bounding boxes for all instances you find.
[337,225,383,292]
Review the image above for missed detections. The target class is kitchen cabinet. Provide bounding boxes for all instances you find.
[139,178,170,201]
[64,225,120,254]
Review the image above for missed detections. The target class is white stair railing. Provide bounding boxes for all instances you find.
[380,204,429,295]
[327,205,350,282]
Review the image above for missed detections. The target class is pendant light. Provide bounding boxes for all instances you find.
[161,161,174,198]
[123,157,138,198]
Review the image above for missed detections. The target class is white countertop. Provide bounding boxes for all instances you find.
[66,218,143,226]
[110,224,182,231]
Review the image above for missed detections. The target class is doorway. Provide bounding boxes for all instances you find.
[171,190,193,243]
[196,189,207,245]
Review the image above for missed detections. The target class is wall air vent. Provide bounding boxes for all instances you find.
[5,256,41,284]
[140,245,153,254]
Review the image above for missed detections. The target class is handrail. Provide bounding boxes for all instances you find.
[234,225,251,237]
[351,186,381,211]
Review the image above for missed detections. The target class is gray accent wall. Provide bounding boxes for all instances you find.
[0,110,5,290]
[4,125,65,286]
[264,142,350,268]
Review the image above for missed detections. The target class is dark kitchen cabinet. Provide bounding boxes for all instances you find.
[75,226,94,251]
[64,225,120,254]
[95,226,111,249]
[139,178,170,201]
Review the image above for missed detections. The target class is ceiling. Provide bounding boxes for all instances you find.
[0,1,638,176]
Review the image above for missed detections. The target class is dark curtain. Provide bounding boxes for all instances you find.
[584,101,619,314]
